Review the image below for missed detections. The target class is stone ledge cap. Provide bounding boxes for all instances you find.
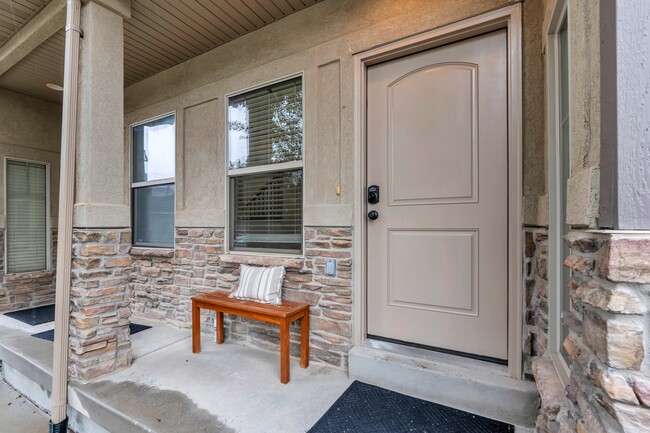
[218,254,304,269]
[130,247,174,258]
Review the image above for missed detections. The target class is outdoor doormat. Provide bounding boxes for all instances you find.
[4,304,55,326]
[32,323,153,342]
[308,381,514,433]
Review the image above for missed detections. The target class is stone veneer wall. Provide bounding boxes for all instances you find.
[130,227,353,368]
[524,228,550,379]
[69,229,133,381]
[533,232,650,433]
[0,229,58,313]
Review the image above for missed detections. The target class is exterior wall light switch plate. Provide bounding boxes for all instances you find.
[325,259,336,276]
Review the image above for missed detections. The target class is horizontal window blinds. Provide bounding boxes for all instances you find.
[6,160,47,274]
[133,184,175,247]
[232,170,302,252]
[228,76,303,169]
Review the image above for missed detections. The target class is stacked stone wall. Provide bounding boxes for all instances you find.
[129,227,353,368]
[69,229,133,381]
[524,227,550,379]
[533,232,650,433]
[0,229,58,313]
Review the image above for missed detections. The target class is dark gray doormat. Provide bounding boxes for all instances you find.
[4,304,55,326]
[32,323,152,342]
[308,381,513,433]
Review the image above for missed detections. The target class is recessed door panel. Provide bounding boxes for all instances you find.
[389,63,477,205]
[366,30,508,360]
[388,230,477,315]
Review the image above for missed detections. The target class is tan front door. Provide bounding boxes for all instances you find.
[366,30,509,361]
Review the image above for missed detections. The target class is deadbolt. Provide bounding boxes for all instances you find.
[368,185,380,204]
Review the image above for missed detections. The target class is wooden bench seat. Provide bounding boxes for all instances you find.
[191,291,310,384]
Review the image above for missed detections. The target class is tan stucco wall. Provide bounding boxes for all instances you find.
[566,0,600,228]
[124,0,548,228]
[0,88,61,228]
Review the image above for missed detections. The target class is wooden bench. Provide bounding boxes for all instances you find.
[191,291,310,384]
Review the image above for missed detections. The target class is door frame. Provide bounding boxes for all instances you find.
[352,3,524,379]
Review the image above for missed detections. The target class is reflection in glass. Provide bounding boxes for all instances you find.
[133,184,175,247]
[132,114,176,183]
[231,169,302,253]
[228,77,303,169]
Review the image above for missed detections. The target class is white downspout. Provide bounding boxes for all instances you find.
[50,0,81,430]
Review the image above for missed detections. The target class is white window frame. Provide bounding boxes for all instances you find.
[224,73,305,257]
[3,157,51,275]
[546,0,571,386]
[130,111,177,249]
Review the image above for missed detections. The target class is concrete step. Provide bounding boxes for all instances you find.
[349,339,540,428]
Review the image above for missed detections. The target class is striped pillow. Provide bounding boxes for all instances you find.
[229,264,285,305]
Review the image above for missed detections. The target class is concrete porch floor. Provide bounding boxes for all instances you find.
[0,315,352,433]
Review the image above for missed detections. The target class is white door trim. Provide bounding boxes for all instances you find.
[353,3,524,379]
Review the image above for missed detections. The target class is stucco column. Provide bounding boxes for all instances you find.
[68,0,133,382]
[75,0,130,228]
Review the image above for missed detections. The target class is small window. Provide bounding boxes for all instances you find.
[227,76,303,254]
[5,159,48,274]
[131,114,176,248]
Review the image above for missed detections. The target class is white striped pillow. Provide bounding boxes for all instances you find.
[229,264,285,305]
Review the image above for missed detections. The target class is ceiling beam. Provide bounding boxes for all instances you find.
[0,0,67,76]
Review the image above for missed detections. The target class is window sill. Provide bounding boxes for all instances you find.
[130,246,174,258]
[218,253,304,269]
[4,270,54,282]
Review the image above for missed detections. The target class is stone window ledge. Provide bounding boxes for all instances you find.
[4,270,54,282]
[218,253,304,269]
[130,247,174,258]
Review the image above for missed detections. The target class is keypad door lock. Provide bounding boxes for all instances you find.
[368,185,380,204]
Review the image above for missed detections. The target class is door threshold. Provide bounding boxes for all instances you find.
[367,334,508,366]
[361,337,510,376]
[349,340,539,428]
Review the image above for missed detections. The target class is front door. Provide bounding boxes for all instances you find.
[366,30,509,361]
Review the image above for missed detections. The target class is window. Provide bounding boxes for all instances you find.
[227,76,303,254]
[547,0,571,385]
[5,159,49,274]
[131,114,176,248]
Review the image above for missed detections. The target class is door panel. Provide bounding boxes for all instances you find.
[389,63,477,205]
[366,30,508,360]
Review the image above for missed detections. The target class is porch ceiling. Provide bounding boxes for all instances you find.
[0,0,50,48]
[0,0,321,103]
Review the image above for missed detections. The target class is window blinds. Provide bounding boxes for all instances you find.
[228,77,303,169]
[232,169,303,252]
[6,160,47,274]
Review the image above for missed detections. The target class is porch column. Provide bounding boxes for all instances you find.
[69,0,133,381]
[599,0,650,230]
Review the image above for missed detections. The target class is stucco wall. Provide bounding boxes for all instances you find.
[0,88,61,229]
[566,0,600,228]
[124,0,548,228]
[0,88,61,311]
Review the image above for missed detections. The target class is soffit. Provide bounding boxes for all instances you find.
[0,0,50,48]
[0,0,321,103]
[0,27,63,102]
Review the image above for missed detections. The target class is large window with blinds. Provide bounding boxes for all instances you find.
[227,76,303,254]
[131,114,176,248]
[5,159,49,274]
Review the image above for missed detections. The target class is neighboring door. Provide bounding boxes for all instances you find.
[366,30,509,361]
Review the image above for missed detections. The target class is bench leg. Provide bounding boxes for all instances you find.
[300,311,309,369]
[192,300,201,353]
[280,320,290,384]
[216,311,225,344]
